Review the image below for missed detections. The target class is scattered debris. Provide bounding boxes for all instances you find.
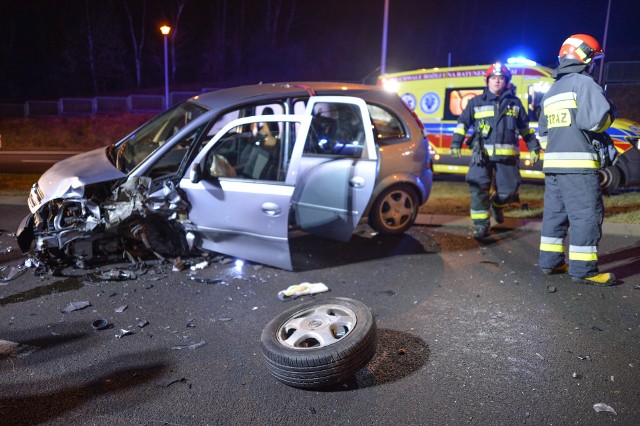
[217,317,232,322]
[62,301,91,313]
[90,269,137,282]
[156,377,187,388]
[0,339,39,358]
[115,305,128,313]
[91,319,110,331]
[171,340,206,350]
[0,266,26,283]
[172,257,185,272]
[190,261,209,271]
[115,329,134,338]
[593,403,617,415]
[137,320,149,328]
[190,276,227,285]
[572,372,582,379]
[577,355,592,361]
[546,286,556,293]
[278,282,330,300]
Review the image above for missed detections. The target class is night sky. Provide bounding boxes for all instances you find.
[0,0,637,102]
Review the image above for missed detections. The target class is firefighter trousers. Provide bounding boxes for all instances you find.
[465,158,520,226]
[539,173,604,278]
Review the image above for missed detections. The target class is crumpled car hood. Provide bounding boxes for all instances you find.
[31,147,126,212]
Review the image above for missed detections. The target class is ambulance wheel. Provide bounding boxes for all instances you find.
[369,184,419,234]
[260,297,377,389]
[599,165,622,195]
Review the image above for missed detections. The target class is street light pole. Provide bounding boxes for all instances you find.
[380,0,389,75]
[160,25,171,110]
[598,0,611,86]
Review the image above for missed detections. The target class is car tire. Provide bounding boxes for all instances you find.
[260,297,377,389]
[599,165,622,195]
[368,184,419,234]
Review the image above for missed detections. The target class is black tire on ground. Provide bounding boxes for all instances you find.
[260,297,377,389]
[368,184,419,234]
[599,165,622,195]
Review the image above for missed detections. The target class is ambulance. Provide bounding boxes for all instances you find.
[379,59,640,193]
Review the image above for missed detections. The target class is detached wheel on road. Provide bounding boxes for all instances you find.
[369,184,419,234]
[599,165,622,195]
[260,297,377,389]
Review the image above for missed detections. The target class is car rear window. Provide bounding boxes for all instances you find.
[367,104,406,142]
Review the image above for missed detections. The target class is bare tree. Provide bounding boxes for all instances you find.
[168,0,187,80]
[124,0,147,87]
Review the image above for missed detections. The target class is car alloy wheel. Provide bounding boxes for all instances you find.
[369,184,419,234]
[260,297,377,389]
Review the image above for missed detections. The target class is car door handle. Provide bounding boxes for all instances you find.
[349,176,366,188]
[261,202,282,216]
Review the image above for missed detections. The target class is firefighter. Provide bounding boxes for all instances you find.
[451,62,540,239]
[538,34,617,286]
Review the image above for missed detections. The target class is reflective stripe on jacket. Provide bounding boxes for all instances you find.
[538,60,614,174]
[451,88,540,160]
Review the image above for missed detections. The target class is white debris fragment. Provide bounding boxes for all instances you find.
[115,305,128,313]
[115,329,134,338]
[278,282,330,300]
[62,301,91,313]
[593,403,617,415]
[190,261,209,271]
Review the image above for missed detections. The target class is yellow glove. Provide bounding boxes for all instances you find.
[451,148,461,158]
[530,149,540,164]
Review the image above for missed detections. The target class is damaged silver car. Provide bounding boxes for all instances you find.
[17,82,432,270]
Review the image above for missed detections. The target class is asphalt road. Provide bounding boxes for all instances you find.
[1,202,639,425]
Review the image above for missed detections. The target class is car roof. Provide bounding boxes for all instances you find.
[189,81,399,114]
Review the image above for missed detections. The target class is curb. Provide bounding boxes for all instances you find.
[416,213,640,237]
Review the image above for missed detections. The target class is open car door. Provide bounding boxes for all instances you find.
[290,96,378,241]
[179,96,377,270]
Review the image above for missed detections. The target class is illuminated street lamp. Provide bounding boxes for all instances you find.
[160,25,171,110]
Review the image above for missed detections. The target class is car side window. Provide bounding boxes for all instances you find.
[304,102,365,157]
[204,119,292,182]
[367,104,406,141]
[147,125,206,179]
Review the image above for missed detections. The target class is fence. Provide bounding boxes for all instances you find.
[0,90,217,118]
[1,61,638,119]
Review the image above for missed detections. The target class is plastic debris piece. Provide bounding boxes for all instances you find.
[115,329,134,338]
[156,377,186,388]
[171,340,206,350]
[190,261,209,271]
[91,319,110,330]
[190,276,227,285]
[546,286,556,293]
[593,403,617,415]
[1,266,26,283]
[138,320,149,328]
[0,339,39,358]
[572,372,582,379]
[218,317,232,322]
[172,257,185,272]
[115,305,128,313]
[278,282,330,301]
[62,301,91,313]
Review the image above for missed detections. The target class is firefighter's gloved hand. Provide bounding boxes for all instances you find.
[530,149,540,164]
[451,148,461,158]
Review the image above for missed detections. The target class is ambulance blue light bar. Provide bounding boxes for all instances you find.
[507,57,537,66]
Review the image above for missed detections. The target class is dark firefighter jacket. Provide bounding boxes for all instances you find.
[538,58,615,174]
[451,87,539,160]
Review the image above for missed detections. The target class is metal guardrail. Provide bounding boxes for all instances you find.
[0,90,212,118]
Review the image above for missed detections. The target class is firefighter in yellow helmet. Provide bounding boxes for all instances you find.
[538,34,618,286]
[451,62,540,239]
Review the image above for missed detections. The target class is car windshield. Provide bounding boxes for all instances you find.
[113,102,208,173]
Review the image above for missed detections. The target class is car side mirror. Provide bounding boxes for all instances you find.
[189,162,202,183]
